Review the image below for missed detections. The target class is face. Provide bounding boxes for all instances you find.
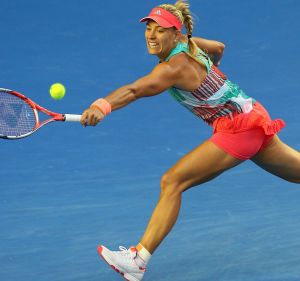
[145,20,179,61]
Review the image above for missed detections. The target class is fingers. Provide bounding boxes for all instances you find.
[80,108,104,127]
[80,110,89,126]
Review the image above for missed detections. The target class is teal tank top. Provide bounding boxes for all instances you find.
[165,42,255,125]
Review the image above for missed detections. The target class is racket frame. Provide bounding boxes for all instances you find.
[0,88,81,139]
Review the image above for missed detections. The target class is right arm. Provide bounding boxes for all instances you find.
[179,34,225,66]
[192,37,225,66]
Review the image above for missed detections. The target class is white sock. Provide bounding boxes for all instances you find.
[134,244,151,268]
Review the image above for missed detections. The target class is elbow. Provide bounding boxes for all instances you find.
[211,42,225,67]
[217,42,225,56]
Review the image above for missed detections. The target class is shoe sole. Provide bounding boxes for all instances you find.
[97,246,140,281]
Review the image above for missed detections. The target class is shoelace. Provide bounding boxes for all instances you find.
[118,246,146,271]
[119,246,137,259]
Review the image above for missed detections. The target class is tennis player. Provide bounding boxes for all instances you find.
[80,1,300,280]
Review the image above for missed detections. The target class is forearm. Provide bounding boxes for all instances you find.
[104,84,138,111]
[192,37,225,53]
[208,52,224,67]
[84,85,138,126]
[191,37,225,66]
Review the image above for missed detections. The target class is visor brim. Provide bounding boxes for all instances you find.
[140,16,175,29]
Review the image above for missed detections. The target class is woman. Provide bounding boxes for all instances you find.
[80,1,300,280]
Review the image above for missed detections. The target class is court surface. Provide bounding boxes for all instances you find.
[1,0,300,280]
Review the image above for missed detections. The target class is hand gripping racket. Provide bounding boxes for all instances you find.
[0,88,82,139]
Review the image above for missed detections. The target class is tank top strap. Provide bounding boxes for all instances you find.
[165,42,212,73]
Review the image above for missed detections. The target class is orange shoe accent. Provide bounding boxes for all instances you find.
[136,243,143,251]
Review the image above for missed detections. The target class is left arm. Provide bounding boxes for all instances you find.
[80,62,181,126]
[105,62,180,109]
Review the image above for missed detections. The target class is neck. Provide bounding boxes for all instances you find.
[157,42,179,62]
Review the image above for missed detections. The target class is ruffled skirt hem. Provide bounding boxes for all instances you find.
[212,102,285,135]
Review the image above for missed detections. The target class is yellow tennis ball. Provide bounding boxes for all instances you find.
[50,83,66,100]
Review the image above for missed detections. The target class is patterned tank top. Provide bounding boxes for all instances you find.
[165,42,255,125]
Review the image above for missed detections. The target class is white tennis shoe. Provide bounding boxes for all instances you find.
[98,245,146,281]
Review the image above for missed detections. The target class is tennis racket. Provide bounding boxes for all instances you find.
[0,88,82,139]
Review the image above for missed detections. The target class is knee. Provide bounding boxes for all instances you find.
[281,174,300,184]
[160,171,185,197]
[286,167,300,184]
[288,178,300,184]
[294,166,300,184]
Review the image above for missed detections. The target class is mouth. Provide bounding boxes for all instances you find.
[147,41,160,49]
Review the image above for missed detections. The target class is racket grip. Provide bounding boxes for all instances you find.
[64,114,82,122]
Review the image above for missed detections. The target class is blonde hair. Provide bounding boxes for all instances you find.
[159,0,199,58]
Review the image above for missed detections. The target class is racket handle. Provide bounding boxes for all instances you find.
[64,114,82,122]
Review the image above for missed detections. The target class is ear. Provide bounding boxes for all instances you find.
[174,30,182,42]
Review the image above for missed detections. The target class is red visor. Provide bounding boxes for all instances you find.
[140,7,183,31]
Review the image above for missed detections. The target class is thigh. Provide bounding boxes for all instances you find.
[251,135,300,182]
[165,140,243,192]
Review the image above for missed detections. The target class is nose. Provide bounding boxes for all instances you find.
[147,29,156,40]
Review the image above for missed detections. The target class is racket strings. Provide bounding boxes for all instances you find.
[0,91,36,137]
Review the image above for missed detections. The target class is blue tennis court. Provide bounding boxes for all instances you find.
[1,0,300,280]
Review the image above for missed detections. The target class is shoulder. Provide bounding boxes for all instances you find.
[167,52,202,78]
[159,53,192,75]
[150,57,186,80]
[164,53,207,91]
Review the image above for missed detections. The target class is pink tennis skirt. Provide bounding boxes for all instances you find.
[210,102,286,160]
